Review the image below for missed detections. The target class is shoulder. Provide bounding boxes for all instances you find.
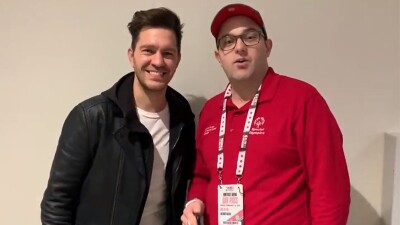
[276,74,320,99]
[203,92,224,112]
[167,86,195,119]
[262,70,324,107]
[197,92,224,126]
[72,95,121,119]
[167,87,190,106]
[79,95,111,109]
[272,73,334,118]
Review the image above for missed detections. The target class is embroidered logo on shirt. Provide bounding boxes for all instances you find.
[250,117,265,135]
[203,125,217,135]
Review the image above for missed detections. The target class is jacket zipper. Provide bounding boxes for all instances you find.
[171,125,183,151]
[171,125,184,195]
[110,151,124,225]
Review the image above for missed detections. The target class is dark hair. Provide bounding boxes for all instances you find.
[127,7,183,53]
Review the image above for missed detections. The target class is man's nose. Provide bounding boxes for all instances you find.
[152,52,166,66]
[234,37,247,52]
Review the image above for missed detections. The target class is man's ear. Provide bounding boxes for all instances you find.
[127,48,134,66]
[176,52,181,67]
[214,49,221,64]
[265,39,273,57]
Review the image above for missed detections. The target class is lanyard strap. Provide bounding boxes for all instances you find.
[217,83,262,184]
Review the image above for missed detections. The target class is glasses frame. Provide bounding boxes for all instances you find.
[217,30,266,51]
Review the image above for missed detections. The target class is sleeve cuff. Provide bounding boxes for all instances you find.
[185,198,204,208]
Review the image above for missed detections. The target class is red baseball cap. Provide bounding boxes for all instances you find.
[211,3,265,38]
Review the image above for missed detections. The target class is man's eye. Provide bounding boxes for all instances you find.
[163,52,174,57]
[222,37,235,45]
[142,49,154,54]
[244,32,258,40]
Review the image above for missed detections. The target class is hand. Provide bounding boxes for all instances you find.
[181,199,204,225]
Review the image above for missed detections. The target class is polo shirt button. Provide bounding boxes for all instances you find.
[230,129,234,132]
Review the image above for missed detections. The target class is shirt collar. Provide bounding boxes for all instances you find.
[223,67,280,109]
[258,67,280,103]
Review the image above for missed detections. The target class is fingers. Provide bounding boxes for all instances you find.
[180,214,195,225]
[186,200,205,215]
[181,204,202,225]
[180,214,187,225]
[181,210,197,225]
[181,199,205,225]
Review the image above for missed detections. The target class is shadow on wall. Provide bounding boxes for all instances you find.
[185,94,207,125]
[348,186,384,225]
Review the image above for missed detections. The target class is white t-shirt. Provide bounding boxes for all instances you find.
[137,105,170,225]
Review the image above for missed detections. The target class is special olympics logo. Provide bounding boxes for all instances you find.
[253,117,265,129]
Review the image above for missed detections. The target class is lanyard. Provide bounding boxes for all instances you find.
[217,83,262,184]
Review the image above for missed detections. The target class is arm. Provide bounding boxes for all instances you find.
[182,110,210,225]
[182,150,208,225]
[182,117,196,181]
[41,104,93,225]
[182,152,207,225]
[299,93,350,225]
[186,144,210,202]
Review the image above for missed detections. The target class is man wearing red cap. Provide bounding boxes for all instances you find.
[181,3,350,225]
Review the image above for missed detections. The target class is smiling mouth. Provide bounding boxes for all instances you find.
[146,70,166,76]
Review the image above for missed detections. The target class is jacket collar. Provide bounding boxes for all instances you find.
[101,72,193,131]
[101,72,193,180]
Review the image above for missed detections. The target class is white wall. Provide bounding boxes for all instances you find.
[0,0,398,224]
[382,132,400,225]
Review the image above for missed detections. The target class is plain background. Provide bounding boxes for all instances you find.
[0,0,399,224]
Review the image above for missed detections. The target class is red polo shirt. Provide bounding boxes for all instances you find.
[188,68,350,225]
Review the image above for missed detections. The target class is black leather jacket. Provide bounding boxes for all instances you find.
[41,73,196,225]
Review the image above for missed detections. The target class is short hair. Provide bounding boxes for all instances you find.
[127,7,183,53]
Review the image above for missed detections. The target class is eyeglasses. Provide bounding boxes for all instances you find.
[217,30,265,51]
